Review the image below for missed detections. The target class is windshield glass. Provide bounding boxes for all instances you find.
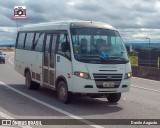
[71,28,129,64]
[0,51,2,55]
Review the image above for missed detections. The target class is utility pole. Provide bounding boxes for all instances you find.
[146,37,150,67]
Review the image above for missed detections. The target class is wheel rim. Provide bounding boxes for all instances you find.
[59,85,66,101]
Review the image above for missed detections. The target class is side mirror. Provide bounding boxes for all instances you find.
[61,42,69,52]
[4,54,6,55]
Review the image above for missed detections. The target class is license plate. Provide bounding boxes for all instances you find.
[103,82,115,88]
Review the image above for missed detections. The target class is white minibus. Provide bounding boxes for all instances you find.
[15,21,132,103]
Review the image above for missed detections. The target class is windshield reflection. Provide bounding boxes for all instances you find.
[71,28,129,64]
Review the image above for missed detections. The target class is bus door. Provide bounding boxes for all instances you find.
[43,33,57,88]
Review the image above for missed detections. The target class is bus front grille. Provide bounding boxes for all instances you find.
[93,73,123,88]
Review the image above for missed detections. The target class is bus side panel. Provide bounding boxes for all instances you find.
[15,49,43,84]
[55,55,73,91]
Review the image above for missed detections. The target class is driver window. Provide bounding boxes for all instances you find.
[57,33,71,59]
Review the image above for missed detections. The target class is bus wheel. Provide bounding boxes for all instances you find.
[32,82,40,90]
[57,81,72,104]
[25,71,40,90]
[106,93,121,103]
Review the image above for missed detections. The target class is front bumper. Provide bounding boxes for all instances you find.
[71,76,131,93]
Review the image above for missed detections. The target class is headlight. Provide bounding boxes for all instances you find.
[124,72,132,79]
[74,72,91,79]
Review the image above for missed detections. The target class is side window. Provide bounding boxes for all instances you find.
[50,34,58,68]
[24,33,35,50]
[33,33,40,49]
[57,33,70,59]
[17,33,26,49]
[44,35,51,66]
[34,33,45,51]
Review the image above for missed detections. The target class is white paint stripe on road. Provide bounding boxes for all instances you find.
[8,56,14,65]
[0,81,104,128]
[0,126,17,128]
[0,111,14,119]
[131,85,160,93]
[132,77,160,83]
[0,111,16,128]
[0,111,32,128]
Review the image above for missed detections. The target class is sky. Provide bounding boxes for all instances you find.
[0,0,160,44]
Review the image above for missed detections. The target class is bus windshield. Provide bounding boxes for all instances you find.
[70,28,129,64]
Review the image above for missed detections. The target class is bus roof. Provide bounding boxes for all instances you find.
[19,21,116,32]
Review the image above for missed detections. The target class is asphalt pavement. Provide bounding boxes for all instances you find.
[0,52,159,128]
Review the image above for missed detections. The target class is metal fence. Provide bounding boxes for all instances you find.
[138,60,159,68]
[129,56,160,68]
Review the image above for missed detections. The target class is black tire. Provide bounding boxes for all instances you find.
[32,81,40,90]
[107,93,121,103]
[3,61,5,64]
[25,71,40,90]
[57,81,72,104]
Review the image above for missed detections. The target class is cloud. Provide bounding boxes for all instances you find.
[0,0,159,28]
[0,0,160,44]
[119,28,160,43]
[0,27,17,44]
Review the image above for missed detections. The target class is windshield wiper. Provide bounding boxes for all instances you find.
[108,57,129,63]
